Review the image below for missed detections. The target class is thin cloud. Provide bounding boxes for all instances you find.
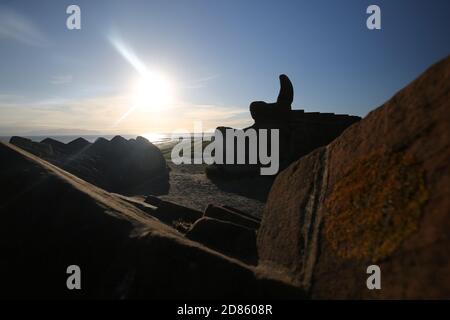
[168,102,252,130]
[50,75,73,85]
[182,74,220,89]
[0,7,50,47]
[0,94,129,132]
[0,94,25,103]
[0,93,253,135]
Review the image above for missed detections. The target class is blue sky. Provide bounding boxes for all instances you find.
[0,0,449,135]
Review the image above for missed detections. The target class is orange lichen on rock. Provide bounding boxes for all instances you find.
[324,150,428,262]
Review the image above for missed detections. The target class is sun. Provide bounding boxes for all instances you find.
[132,71,174,112]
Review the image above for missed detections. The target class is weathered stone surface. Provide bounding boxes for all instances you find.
[257,56,450,298]
[144,194,163,206]
[257,148,328,288]
[0,141,305,299]
[204,204,260,229]
[222,205,261,221]
[186,217,258,264]
[144,195,203,229]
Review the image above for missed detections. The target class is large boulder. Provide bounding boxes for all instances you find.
[10,135,169,196]
[10,136,53,158]
[41,137,68,155]
[257,56,450,298]
[75,135,169,194]
[144,195,203,231]
[0,141,305,299]
[186,217,258,265]
[250,74,293,122]
[204,204,260,230]
[66,137,91,153]
[208,74,360,178]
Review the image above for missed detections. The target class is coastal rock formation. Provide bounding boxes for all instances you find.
[10,136,53,158]
[9,135,169,196]
[257,56,450,298]
[141,198,260,260]
[144,195,203,230]
[208,74,360,177]
[250,74,293,121]
[186,217,258,265]
[204,204,260,229]
[0,141,305,299]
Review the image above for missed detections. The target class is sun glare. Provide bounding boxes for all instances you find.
[142,132,167,143]
[132,71,174,112]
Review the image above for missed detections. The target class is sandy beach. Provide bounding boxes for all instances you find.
[155,141,272,218]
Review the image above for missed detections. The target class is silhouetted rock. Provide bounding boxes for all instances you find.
[186,217,258,265]
[257,56,450,299]
[66,137,90,153]
[144,194,163,206]
[222,205,262,221]
[10,136,53,158]
[41,137,68,155]
[250,74,293,122]
[10,135,169,196]
[209,74,360,177]
[144,195,203,228]
[0,141,305,299]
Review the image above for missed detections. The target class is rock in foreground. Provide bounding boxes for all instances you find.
[257,56,450,299]
[186,217,258,265]
[0,141,304,299]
